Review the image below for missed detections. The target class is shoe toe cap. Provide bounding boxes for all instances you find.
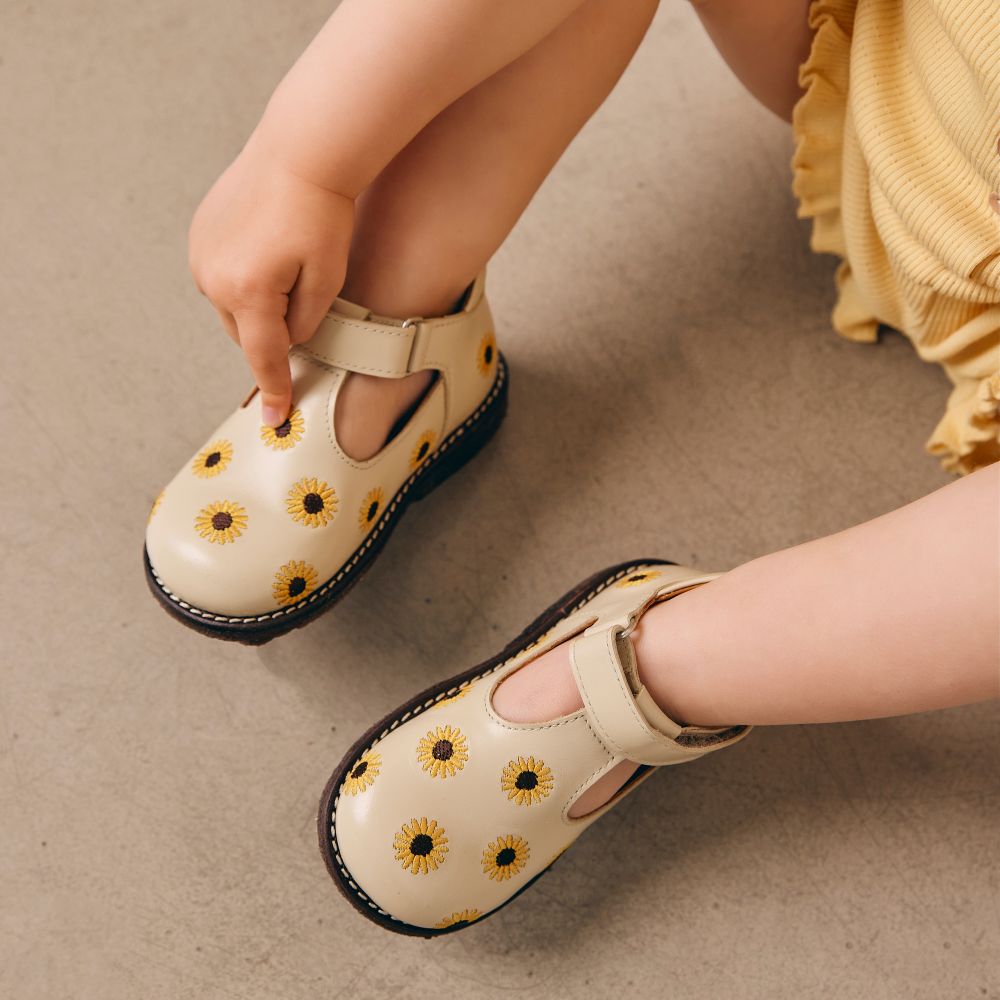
[326,687,600,933]
[144,414,334,619]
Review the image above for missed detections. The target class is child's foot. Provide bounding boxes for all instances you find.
[492,601,692,817]
[328,279,470,460]
[322,561,751,937]
[334,370,434,461]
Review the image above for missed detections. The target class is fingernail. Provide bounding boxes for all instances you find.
[262,404,285,428]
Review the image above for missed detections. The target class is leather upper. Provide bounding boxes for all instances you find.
[329,563,751,931]
[145,274,499,618]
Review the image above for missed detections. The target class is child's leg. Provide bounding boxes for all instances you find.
[494,465,1000,814]
[689,0,814,122]
[342,0,659,318]
[334,0,658,459]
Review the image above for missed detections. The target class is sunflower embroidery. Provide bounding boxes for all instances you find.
[272,559,318,606]
[500,756,554,806]
[342,749,381,796]
[147,490,164,523]
[260,408,305,451]
[194,500,248,544]
[410,431,436,469]
[481,834,529,882]
[435,909,482,930]
[286,477,337,528]
[191,439,233,479]
[393,817,449,875]
[434,685,471,709]
[476,331,497,376]
[416,725,469,779]
[616,570,663,588]
[358,487,386,531]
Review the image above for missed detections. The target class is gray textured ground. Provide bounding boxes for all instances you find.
[3,2,998,998]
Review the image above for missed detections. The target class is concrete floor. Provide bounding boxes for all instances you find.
[3,2,998,998]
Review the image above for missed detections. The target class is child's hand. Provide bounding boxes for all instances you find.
[189,137,354,427]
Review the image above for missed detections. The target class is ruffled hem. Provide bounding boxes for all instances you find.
[927,371,1000,475]
[790,0,881,344]
[789,0,999,475]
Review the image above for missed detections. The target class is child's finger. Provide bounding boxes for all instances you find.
[285,264,342,345]
[232,307,293,427]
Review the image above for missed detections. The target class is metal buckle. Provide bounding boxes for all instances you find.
[401,317,424,373]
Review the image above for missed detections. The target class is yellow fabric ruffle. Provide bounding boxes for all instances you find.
[790,0,1000,474]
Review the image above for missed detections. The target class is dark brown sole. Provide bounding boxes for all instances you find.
[317,557,678,938]
[144,355,509,645]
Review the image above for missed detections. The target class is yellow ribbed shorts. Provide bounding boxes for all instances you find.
[791,0,1000,473]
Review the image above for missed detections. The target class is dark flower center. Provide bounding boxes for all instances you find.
[410,834,434,857]
[204,451,221,468]
[483,344,493,364]
[432,739,454,761]
[496,847,517,867]
[287,576,307,598]
[515,770,538,791]
[303,492,324,514]
[417,441,429,460]
[350,761,368,779]
[211,511,233,531]
[274,419,291,438]
[628,574,646,583]
[366,500,379,522]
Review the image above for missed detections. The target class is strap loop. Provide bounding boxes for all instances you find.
[298,313,425,378]
[570,621,748,766]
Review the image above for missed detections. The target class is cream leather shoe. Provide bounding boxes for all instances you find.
[144,274,507,643]
[319,560,751,936]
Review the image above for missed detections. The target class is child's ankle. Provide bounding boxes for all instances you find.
[339,264,473,321]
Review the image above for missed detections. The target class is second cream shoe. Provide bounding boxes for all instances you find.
[319,560,752,935]
[144,273,507,643]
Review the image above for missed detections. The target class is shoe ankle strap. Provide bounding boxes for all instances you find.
[297,271,488,378]
[569,590,750,765]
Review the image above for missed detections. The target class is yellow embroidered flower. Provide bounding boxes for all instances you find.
[435,909,482,929]
[476,331,497,376]
[272,559,318,606]
[616,569,663,588]
[500,756,554,806]
[416,725,469,779]
[147,490,165,523]
[194,500,248,544]
[342,749,381,796]
[358,487,386,531]
[394,817,448,875]
[410,431,436,469]
[191,439,233,479]
[286,477,337,528]
[260,408,305,451]
[481,834,529,882]
[435,685,471,709]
